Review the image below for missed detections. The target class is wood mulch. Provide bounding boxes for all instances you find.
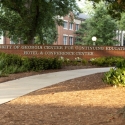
[0,65,125,125]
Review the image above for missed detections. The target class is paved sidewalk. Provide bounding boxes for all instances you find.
[0,67,111,105]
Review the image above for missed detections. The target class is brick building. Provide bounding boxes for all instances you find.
[55,13,88,45]
[2,13,88,45]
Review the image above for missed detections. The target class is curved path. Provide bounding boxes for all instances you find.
[0,67,111,104]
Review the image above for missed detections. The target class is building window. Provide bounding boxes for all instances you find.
[69,23,73,30]
[63,36,68,45]
[63,21,68,29]
[69,37,73,45]
[75,24,79,31]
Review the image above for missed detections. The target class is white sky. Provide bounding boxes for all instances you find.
[76,0,94,15]
[76,0,86,8]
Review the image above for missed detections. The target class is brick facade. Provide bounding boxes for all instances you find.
[0,45,125,60]
[55,13,85,45]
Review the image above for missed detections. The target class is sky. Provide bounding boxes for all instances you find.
[76,0,86,8]
[76,0,93,15]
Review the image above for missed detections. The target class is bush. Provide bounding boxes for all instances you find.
[50,58,62,69]
[21,57,30,71]
[115,59,125,68]
[61,57,88,66]
[90,56,124,67]
[103,68,125,87]
[90,57,106,66]
[0,52,64,75]
[81,59,88,65]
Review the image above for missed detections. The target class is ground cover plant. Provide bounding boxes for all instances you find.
[103,58,125,87]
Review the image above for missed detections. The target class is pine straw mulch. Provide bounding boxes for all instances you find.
[0,66,125,125]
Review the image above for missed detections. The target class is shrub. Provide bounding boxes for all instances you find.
[21,57,30,71]
[51,58,62,69]
[116,59,125,68]
[103,68,125,87]
[0,59,6,70]
[81,59,88,65]
[90,56,125,67]
[104,56,124,66]
[0,52,64,74]
[90,57,106,66]
[43,58,51,70]
[61,57,88,66]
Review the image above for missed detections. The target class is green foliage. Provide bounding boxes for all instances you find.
[81,59,88,65]
[28,58,62,71]
[115,59,125,68]
[79,0,94,16]
[34,27,58,45]
[90,56,124,67]
[75,1,118,46]
[88,0,125,20]
[3,65,18,74]
[100,56,125,87]
[90,57,106,66]
[0,0,80,44]
[118,13,125,31]
[0,52,63,76]
[103,68,125,87]
[59,57,88,66]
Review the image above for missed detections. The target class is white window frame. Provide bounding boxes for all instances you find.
[63,35,68,45]
[69,22,73,30]
[69,36,73,45]
[63,20,68,29]
[75,24,79,31]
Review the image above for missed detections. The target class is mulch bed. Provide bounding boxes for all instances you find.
[0,65,125,125]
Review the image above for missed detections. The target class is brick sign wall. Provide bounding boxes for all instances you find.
[0,45,125,60]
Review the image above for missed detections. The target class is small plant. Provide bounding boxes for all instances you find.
[59,56,64,62]
[103,68,125,87]
[75,57,82,62]
[81,59,88,65]
[90,58,96,61]
[63,58,70,66]
[72,60,78,66]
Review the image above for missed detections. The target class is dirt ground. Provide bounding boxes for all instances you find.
[0,66,125,125]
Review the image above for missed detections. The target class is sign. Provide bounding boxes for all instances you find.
[0,45,125,60]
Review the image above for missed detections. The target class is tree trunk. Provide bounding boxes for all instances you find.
[27,37,34,44]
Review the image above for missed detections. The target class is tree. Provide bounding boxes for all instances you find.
[75,21,92,45]
[75,1,118,46]
[87,0,125,19]
[0,0,80,44]
[34,26,58,44]
[118,13,125,31]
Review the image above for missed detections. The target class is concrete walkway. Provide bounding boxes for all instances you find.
[0,67,111,105]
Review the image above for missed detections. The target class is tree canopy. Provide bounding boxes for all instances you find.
[0,0,80,44]
[75,1,118,46]
[87,0,125,19]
